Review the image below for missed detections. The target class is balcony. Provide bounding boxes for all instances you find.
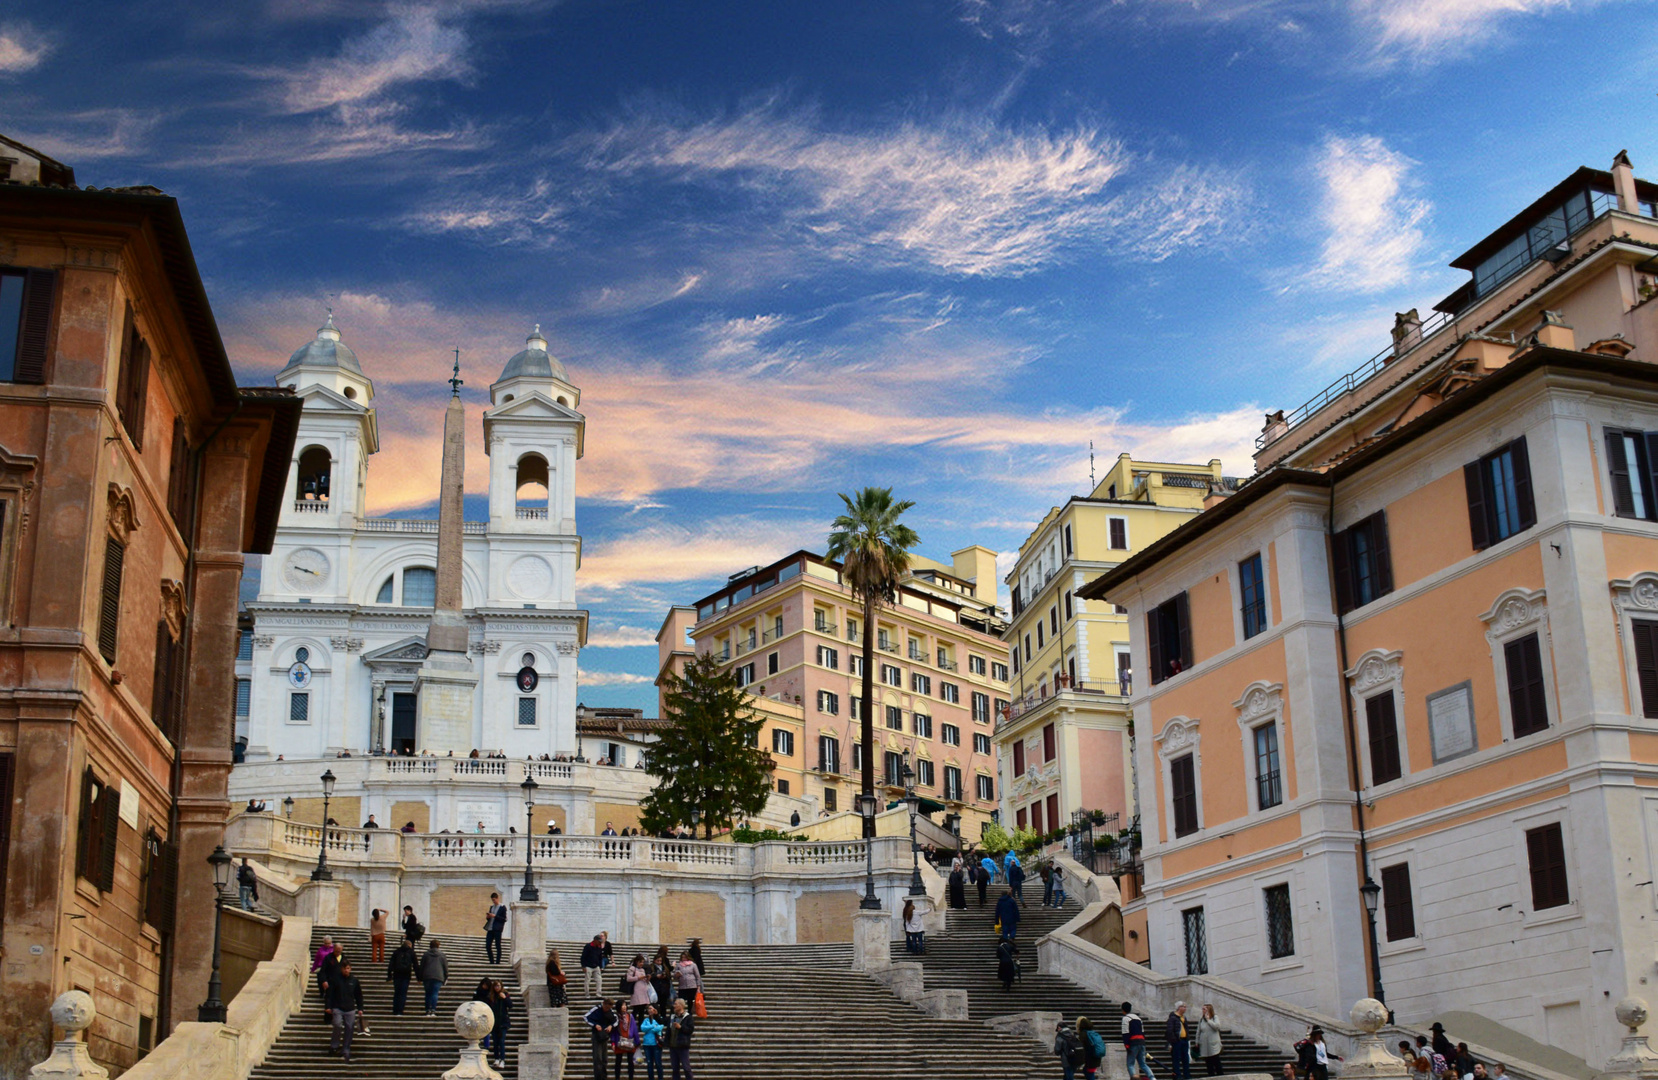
[937,657,959,673]
[814,619,834,634]
[515,507,548,520]
[361,517,486,535]
[762,627,786,644]
[292,499,330,513]
[907,648,927,663]
[877,639,899,654]
[995,678,1129,732]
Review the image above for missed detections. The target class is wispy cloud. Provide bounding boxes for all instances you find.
[401,178,567,243]
[7,108,163,162]
[1355,0,1606,60]
[581,518,825,595]
[0,22,51,76]
[277,8,470,113]
[585,624,661,648]
[1309,134,1429,292]
[575,668,655,687]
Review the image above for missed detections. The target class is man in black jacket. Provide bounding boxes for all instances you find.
[1166,1003,1192,1080]
[236,858,258,911]
[668,997,696,1080]
[584,999,616,1080]
[484,892,507,964]
[326,961,365,1061]
[580,934,606,997]
[387,940,416,1015]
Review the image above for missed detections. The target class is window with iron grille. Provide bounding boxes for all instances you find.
[1253,723,1282,810]
[1182,907,1209,975]
[976,774,994,800]
[886,705,903,730]
[1381,863,1416,941]
[1170,753,1198,838]
[517,697,537,726]
[1526,822,1570,910]
[1505,633,1550,737]
[289,692,310,723]
[915,758,934,786]
[1263,883,1295,958]
[1365,692,1402,785]
[941,723,960,746]
[1240,553,1267,639]
[913,713,932,738]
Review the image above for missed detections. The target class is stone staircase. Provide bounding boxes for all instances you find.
[901,894,1292,1075]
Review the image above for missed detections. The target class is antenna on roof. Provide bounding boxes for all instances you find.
[1089,441,1096,490]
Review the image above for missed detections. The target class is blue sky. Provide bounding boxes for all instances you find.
[5,0,1655,710]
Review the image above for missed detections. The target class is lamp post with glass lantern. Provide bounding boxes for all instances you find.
[282,796,295,820]
[519,775,541,901]
[901,750,925,896]
[857,793,882,910]
[311,769,335,881]
[198,844,234,1022]
[1361,874,1385,1004]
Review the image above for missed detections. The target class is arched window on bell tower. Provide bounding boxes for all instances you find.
[296,445,331,506]
[515,453,549,521]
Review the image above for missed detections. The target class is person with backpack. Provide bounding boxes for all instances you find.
[1122,1002,1155,1080]
[401,905,423,943]
[1051,863,1067,908]
[585,998,618,1080]
[1079,1016,1108,1079]
[1008,857,1027,906]
[484,892,507,965]
[1055,1018,1084,1080]
[387,938,416,1015]
[995,887,1021,940]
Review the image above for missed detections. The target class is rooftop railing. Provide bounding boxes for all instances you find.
[360,518,487,535]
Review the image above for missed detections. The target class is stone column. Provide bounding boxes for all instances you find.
[418,389,478,754]
[509,901,548,970]
[851,909,891,974]
[29,991,109,1080]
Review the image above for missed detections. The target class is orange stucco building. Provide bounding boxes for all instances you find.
[1084,152,1658,1069]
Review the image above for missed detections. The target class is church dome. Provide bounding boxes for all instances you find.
[286,313,363,374]
[499,325,567,383]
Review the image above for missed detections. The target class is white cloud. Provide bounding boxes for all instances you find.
[581,518,825,595]
[575,668,655,687]
[279,9,470,114]
[0,23,50,75]
[1309,134,1429,292]
[1355,0,1598,59]
[585,624,661,648]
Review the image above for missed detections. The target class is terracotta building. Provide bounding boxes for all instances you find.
[0,137,300,1071]
[1083,152,1658,1069]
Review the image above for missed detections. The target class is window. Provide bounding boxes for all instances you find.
[1332,512,1394,614]
[736,664,754,687]
[1239,553,1267,639]
[994,697,1009,718]
[944,766,963,801]
[151,623,181,741]
[817,645,839,669]
[970,656,986,676]
[976,774,995,800]
[1635,619,1658,718]
[295,646,310,664]
[1263,884,1295,958]
[884,751,904,786]
[776,778,790,795]
[1023,635,1031,662]
[915,758,934,786]
[402,566,437,607]
[1526,822,1570,910]
[818,735,840,772]
[939,682,959,704]
[882,664,902,687]
[823,788,837,812]
[974,733,992,754]
[1465,437,1536,549]
[1364,693,1402,785]
[814,609,834,633]
[913,713,933,738]
[141,827,174,934]
[773,614,784,639]
[517,697,537,726]
[1109,518,1128,550]
[1182,907,1209,975]
[912,673,931,695]
[1381,863,1416,941]
[1606,429,1658,520]
[376,576,394,603]
[289,692,310,723]
[1047,793,1059,834]
[767,652,779,675]
[1063,591,1073,621]
[1064,523,1073,556]
[1505,633,1550,737]
[941,723,961,746]
[1170,753,1198,837]
[1049,607,1059,635]
[0,267,53,384]
[1017,807,1028,830]
[1114,604,1129,614]
[1253,723,1282,810]
[850,655,864,677]
[1036,623,1044,649]
[235,679,251,718]
[115,304,151,449]
[992,661,1008,681]
[1012,739,1025,775]
[76,770,119,892]
[886,705,903,730]
[850,697,862,721]
[772,729,794,755]
[971,692,990,724]
[1147,592,1192,685]
[1118,651,1133,695]
[98,537,125,665]
[1031,799,1044,835]
[817,690,840,715]
[852,743,863,771]
[237,631,253,662]
[1042,722,1056,762]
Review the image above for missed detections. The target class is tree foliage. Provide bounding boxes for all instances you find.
[980,820,1014,855]
[639,652,774,839]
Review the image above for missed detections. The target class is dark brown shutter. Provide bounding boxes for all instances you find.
[1509,437,1536,531]
[166,419,191,535]
[151,839,177,933]
[1146,607,1164,686]
[97,781,120,891]
[150,622,175,741]
[1506,633,1549,737]
[1380,863,1415,941]
[1464,461,1490,551]
[1608,431,1636,517]
[115,305,135,430]
[1365,693,1402,784]
[1526,823,1568,910]
[1331,528,1353,615]
[1634,620,1658,719]
[98,538,124,664]
[0,753,12,934]
[1174,591,1193,670]
[126,337,150,451]
[76,771,97,879]
[13,269,55,384]
[1171,754,1198,837]
[1642,433,1658,522]
[1370,512,1394,596]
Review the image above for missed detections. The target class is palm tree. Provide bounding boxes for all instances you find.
[827,488,920,838]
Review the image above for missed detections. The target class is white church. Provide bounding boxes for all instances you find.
[237,316,588,761]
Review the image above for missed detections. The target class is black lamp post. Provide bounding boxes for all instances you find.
[1360,874,1386,1003]
[690,806,702,840]
[282,796,295,820]
[857,793,882,910]
[520,775,540,901]
[311,769,335,881]
[198,844,233,1022]
[902,751,925,896]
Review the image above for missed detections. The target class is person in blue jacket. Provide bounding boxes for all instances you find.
[637,1005,666,1080]
[1007,858,1027,907]
[994,887,1021,940]
[979,853,998,886]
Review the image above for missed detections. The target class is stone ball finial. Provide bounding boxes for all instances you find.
[51,991,96,1034]
[454,1001,494,1044]
[1351,997,1389,1034]
[1617,996,1650,1032]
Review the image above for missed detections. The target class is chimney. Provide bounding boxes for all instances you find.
[1391,309,1423,359]
[1533,310,1576,351]
[1613,150,1639,214]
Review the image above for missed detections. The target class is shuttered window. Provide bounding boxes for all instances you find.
[1012,739,1025,776]
[1380,862,1416,941]
[98,538,125,665]
[1606,429,1658,521]
[1465,437,1537,549]
[150,622,179,743]
[0,753,11,935]
[1042,722,1056,762]
[1525,822,1569,910]
[1365,692,1403,785]
[1147,591,1193,685]
[1504,632,1550,737]
[1109,518,1128,550]
[142,833,177,934]
[1634,619,1658,719]
[1170,753,1198,838]
[76,769,119,892]
[0,268,54,384]
[1332,511,1394,614]
[1239,553,1268,639]
[166,418,192,537]
[115,305,151,450]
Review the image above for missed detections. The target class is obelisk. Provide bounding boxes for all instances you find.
[415,354,480,753]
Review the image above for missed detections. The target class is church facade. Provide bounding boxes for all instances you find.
[239,319,588,761]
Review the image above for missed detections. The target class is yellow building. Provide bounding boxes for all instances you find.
[1083,152,1658,1070]
[997,455,1235,840]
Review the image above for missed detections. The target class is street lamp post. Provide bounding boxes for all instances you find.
[198,844,234,1022]
[1361,874,1386,1004]
[520,775,540,901]
[311,769,335,882]
[857,793,881,910]
[282,796,294,820]
[690,806,702,840]
[901,751,925,897]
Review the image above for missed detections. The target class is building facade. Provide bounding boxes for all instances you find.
[995,455,1234,840]
[676,548,1008,832]
[0,138,299,1070]
[1084,152,1658,1070]
[239,324,587,762]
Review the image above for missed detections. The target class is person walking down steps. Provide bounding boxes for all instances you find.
[484,892,507,965]
[582,933,607,997]
[1122,1002,1155,1080]
[387,938,416,1016]
[585,997,617,1080]
[325,960,364,1062]
[668,997,696,1080]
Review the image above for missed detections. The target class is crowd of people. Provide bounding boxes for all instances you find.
[550,931,706,1080]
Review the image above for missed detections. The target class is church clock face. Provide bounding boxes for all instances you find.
[282,548,331,592]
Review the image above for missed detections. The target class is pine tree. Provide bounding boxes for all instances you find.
[639,653,774,839]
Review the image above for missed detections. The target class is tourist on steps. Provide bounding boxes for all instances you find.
[325,960,364,1062]
[386,939,416,1015]
[1165,1002,1192,1080]
[626,954,653,1018]
[612,1004,639,1079]
[1197,1004,1223,1076]
[995,935,1019,991]
[1040,863,1054,907]
[948,857,966,909]
[667,997,696,1080]
[486,980,512,1069]
[585,998,618,1080]
[980,853,998,887]
[484,892,507,964]
[1051,864,1067,908]
[1078,1016,1107,1080]
[975,863,989,906]
[547,949,569,1008]
[688,937,705,978]
[401,905,422,943]
[673,950,702,1008]
[419,939,448,1016]
[237,858,258,911]
[369,908,387,962]
[648,947,672,1013]
[1121,1002,1154,1080]
[995,887,1021,940]
[638,1006,666,1080]
[1008,857,1027,906]
[582,934,607,997]
[902,899,925,954]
